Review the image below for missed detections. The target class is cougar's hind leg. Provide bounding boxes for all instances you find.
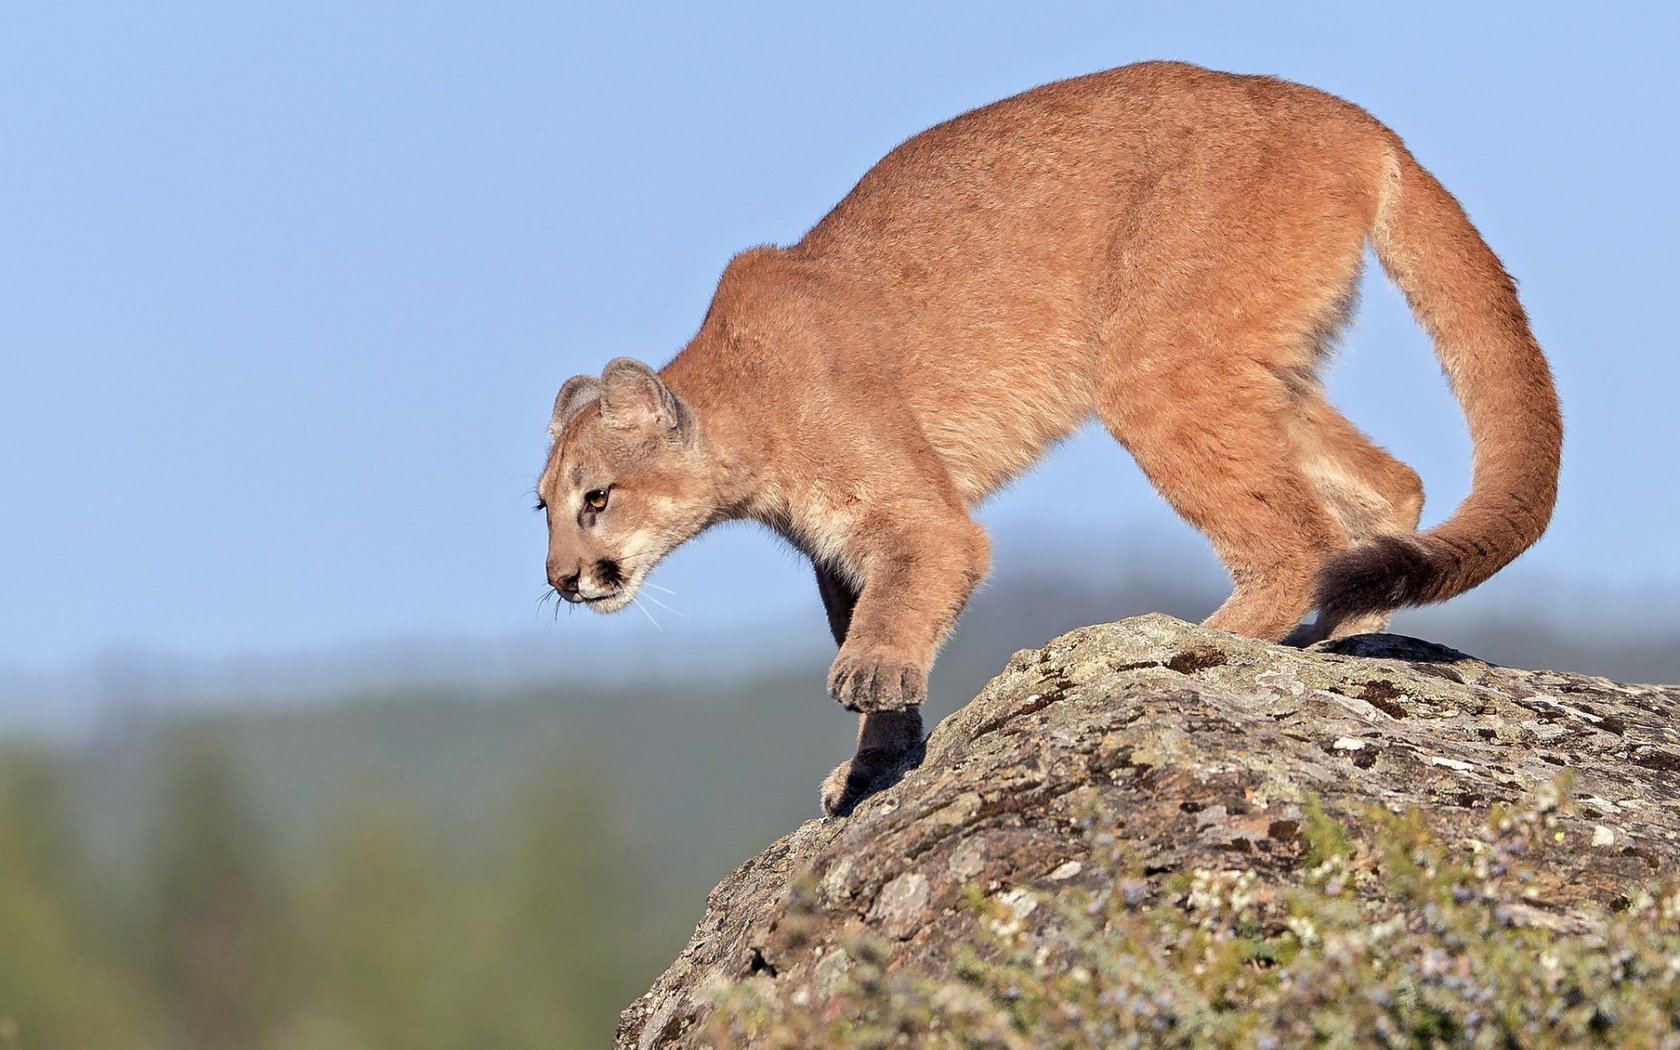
[1285,392,1425,642]
[814,561,924,817]
[1291,391,1425,545]
[1091,135,1378,642]
[1096,355,1346,642]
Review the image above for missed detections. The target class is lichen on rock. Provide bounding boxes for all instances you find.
[615,615,1680,1048]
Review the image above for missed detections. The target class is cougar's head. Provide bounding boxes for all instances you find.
[537,358,715,614]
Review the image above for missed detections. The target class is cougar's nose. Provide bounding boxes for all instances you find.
[549,558,582,600]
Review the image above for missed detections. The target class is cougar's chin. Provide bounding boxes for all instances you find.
[585,589,636,615]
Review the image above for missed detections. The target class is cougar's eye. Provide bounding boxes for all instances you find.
[584,488,609,512]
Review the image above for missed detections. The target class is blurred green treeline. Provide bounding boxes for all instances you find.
[0,733,648,1050]
[0,640,886,1050]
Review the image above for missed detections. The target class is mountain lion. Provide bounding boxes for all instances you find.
[536,62,1562,815]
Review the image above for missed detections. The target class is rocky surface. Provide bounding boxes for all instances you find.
[615,614,1680,1048]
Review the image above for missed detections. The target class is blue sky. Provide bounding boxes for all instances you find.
[2,2,1676,678]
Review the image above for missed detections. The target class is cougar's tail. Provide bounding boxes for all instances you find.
[1314,143,1562,627]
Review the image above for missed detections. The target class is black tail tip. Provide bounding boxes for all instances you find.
[1314,534,1438,622]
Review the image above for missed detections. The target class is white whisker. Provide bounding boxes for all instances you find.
[643,581,677,596]
[632,595,663,631]
[643,594,687,618]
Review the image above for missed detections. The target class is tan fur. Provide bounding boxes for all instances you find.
[537,62,1562,814]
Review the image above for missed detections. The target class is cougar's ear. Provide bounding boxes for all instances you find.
[599,357,692,440]
[549,375,600,441]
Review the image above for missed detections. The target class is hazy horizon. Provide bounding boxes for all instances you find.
[6,523,1676,742]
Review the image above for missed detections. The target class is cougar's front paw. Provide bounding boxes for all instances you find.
[819,748,913,818]
[821,757,870,818]
[821,710,927,817]
[827,652,927,712]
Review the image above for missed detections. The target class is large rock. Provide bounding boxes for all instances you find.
[616,615,1680,1048]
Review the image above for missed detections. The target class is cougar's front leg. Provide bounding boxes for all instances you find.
[826,514,989,713]
[814,559,934,817]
